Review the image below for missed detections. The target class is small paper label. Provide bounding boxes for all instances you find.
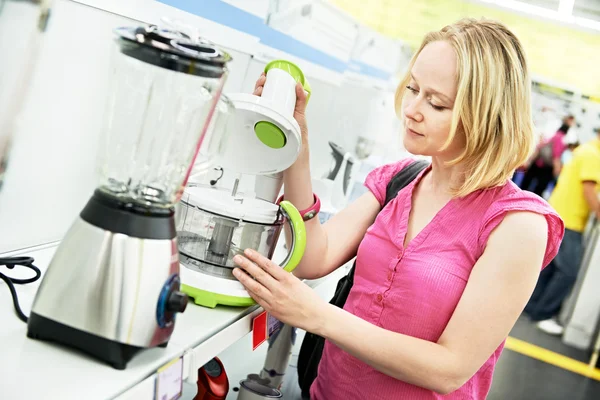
[267,313,283,338]
[155,357,183,400]
[252,311,268,350]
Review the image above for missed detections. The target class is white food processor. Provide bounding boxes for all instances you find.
[176,60,311,308]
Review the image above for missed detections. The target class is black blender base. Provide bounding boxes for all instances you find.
[27,312,146,370]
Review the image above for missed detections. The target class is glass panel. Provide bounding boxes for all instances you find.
[0,0,52,194]
[97,36,228,206]
[573,0,600,22]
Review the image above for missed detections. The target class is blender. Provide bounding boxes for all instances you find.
[26,25,232,369]
[176,60,311,309]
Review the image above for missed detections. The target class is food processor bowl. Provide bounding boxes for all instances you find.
[176,186,291,280]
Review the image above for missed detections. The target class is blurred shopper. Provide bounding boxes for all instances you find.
[525,127,600,335]
[561,140,580,165]
[520,115,576,196]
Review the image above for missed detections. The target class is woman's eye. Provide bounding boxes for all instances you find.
[430,103,445,111]
[406,85,418,94]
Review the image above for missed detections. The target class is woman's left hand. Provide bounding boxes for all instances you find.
[233,249,327,333]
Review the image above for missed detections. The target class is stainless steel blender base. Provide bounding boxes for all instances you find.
[27,312,150,370]
[28,191,187,369]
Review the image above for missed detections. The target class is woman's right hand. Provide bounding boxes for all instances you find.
[253,72,309,145]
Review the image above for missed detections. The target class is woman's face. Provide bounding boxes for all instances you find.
[402,41,463,159]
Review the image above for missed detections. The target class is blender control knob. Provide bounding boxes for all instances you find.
[167,291,188,313]
[157,275,187,328]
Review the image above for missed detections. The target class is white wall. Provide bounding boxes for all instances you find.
[0,0,405,254]
[0,0,123,252]
[0,0,253,253]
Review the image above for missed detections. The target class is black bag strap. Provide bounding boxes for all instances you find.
[383,159,430,208]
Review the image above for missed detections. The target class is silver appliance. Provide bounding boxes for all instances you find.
[236,378,283,400]
[560,216,600,354]
[0,0,52,193]
[236,324,295,399]
[325,141,354,196]
[27,25,232,369]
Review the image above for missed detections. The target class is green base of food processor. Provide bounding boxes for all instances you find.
[181,284,257,309]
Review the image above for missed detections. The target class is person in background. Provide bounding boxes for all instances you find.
[561,140,580,166]
[520,115,576,196]
[525,127,600,335]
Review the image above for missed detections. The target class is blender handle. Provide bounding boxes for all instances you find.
[278,201,306,273]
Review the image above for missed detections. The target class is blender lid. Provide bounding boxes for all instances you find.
[114,25,232,77]
[182,186,280,225]
[216,93,302,175]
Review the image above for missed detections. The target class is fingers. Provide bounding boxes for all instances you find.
[242,249,288,281]
[233,253,279,289]
[253,73,266,96]
[294,82,307,116]
[233,267,272,304]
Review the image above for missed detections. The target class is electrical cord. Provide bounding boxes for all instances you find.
[210,167,224,186]
[0,256,41,323]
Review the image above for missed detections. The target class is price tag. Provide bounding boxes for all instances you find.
[267,313,283,338]
[155,357,183,400]
[252,310,268,350]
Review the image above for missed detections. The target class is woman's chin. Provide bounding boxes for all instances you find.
[403,136,426,156]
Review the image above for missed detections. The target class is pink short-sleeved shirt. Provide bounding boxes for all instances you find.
[311,159,564,400]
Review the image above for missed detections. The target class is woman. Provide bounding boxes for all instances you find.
[233,19,564,399]
[519,115,576,197]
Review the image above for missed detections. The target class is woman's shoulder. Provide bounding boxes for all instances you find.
[476,182,565,267]
[485,181,556,213]
[364,157,420,205]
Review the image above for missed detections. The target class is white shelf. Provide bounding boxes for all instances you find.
[0,241,346,399]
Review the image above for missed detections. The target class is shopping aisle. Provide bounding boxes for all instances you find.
[489,351,600,400]
[281,316,600,399]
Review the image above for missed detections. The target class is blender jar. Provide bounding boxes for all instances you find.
[98,25,232,207]
[175,186,305,279]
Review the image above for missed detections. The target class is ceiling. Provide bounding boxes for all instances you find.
[500,0,600,22]
[573,0,600,21]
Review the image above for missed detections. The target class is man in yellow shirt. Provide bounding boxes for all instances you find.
[525,128,600,335]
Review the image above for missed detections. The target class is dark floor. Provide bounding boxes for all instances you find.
[282,316,600,399]
[511,315,591,362]
[489,350,600,400]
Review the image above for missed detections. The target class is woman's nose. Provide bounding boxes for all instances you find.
[404,97,424,123]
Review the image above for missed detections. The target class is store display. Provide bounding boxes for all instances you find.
[26,24,232,369]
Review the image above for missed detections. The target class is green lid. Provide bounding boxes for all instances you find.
[265,60,305,85]
[254,121,287,149]
[264,59,311,103]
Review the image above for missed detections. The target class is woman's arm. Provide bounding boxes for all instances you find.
[582,181,600,220]
[315,211,547,394]
[233,210,548,395]
[282,142,380,280]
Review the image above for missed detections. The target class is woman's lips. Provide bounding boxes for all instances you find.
[406,127,424,137]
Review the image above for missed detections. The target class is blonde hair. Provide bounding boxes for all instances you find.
[396,18,535,197]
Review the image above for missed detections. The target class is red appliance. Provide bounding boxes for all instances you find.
[194,357,229,400]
